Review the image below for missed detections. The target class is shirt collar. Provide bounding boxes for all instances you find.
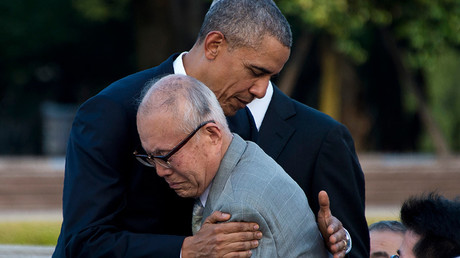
[247,82,273,131]
[173,52,188,75]
[199,183,211,207]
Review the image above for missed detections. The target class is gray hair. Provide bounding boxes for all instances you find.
[197,0,292,50]
[138,74,230,135]
[369,220,406,234]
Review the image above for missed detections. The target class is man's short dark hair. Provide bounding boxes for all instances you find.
[197,0,292,50]
[400,192,460,258]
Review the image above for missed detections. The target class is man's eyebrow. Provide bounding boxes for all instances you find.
[250,65,274,75]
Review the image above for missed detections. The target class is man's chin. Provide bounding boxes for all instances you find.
[223,106,241,117]
[175,190,193,198]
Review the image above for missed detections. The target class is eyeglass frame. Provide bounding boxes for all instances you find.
[133,120,215,169]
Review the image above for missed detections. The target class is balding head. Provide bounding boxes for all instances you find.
[138,74,230,135]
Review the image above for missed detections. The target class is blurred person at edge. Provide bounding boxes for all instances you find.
[369,220,406,258]
[392,193,460,258]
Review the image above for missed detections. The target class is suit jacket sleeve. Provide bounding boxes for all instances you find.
[54,95,184,258]
[225,202,328,258]
[313,123,368,257]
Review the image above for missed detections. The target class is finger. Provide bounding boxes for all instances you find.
[222,250,253,258]
[219,236,260,252]
[333,250,346,258]
[326,215,343,236]
[224,230,263,241]
[329,227,346,245]
[330,238,348,254]
[204,211,232,224]
[318,190,331,218]
[214,232,260,257]
[203,212,260,233]
[204,221,260,235]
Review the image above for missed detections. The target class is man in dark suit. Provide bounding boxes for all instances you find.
[54,0,367,257]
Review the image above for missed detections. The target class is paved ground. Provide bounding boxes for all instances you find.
[1,154,459,217]
[362,153,460,219]
[0,154,459,255]
[0,244,54,258]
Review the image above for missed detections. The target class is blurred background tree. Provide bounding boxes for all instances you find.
[276,0,460,155]
[1,0,459,155]
[0,0,135,154]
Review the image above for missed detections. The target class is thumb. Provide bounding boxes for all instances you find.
[203,210,231,224]
[318,190,332,219]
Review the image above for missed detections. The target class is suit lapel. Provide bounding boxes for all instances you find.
[154,53,178,75]
[202,135,246,219]
[258,86,296,160]
[227,107,258,141]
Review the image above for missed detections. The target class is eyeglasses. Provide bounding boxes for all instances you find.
[134,120,215,169]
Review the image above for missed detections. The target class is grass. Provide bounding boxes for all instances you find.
[367,216,399,226]
[0,216,398,246]
[0,221,61,246]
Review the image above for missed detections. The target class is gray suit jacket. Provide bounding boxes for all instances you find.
[202,134,329,258]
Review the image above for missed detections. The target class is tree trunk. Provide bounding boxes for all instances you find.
[318,39,341,121]
[380,28,452,157]
[278,31,312,96]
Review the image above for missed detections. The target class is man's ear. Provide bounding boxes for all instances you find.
[204,123,222,145]
[204,31,225,60]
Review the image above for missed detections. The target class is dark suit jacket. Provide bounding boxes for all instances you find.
[257,86,369,257]
[54,53,368,257]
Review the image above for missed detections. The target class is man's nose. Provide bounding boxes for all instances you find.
[155,165,173,177]
[249,77,270,99]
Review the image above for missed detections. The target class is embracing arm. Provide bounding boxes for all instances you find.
[313,124,369,257]
[54,96,186,257]
[182,211,262,258]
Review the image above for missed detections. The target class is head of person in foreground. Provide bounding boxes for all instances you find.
[136,74,233,198]
[395,192,460,258]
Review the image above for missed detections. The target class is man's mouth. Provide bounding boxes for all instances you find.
[166,181,182,189]
[236,97,253,106]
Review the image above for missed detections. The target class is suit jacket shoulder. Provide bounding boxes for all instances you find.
[204,135,329,258]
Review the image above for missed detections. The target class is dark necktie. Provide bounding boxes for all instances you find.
[226,107,258,142]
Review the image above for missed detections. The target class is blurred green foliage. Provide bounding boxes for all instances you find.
[278,0,391,63]
[72,0,130,22]
[277,0,460,152]
[277,0,460,68]
[420,47,460,151]
[0,0,135,154]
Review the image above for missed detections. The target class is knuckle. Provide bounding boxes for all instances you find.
[212,225,222,234]
[215,234,225,244]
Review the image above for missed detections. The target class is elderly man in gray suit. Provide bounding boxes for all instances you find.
[136,74,330,257]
